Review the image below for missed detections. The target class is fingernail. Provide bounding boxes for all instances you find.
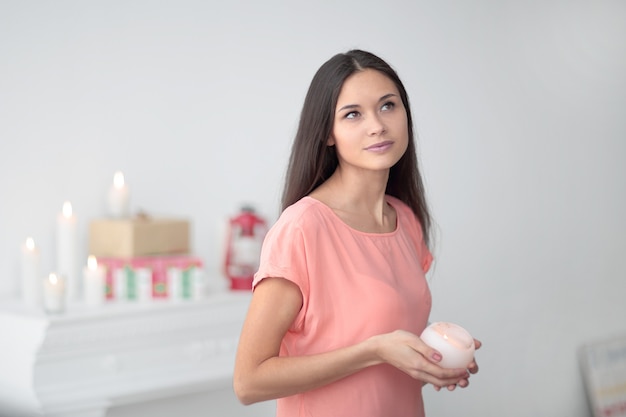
[432,352,442,361]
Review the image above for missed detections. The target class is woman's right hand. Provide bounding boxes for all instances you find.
[369,329,471,389]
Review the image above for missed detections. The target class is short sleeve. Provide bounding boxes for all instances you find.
[253,209,310,330]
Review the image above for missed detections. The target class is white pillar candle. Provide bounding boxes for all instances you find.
[136,267,152,302]
[21,237,42,308]
[167,267,183,301]
[83,255,106,307]
[56,201,79,302]
[107,171,130,218]
[420,322,476,369]
[43,273,65,314]
[191,267,207,300]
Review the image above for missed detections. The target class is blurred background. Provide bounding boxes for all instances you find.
[1,0,625,416]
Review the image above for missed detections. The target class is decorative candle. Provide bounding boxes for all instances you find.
[57,201,79,302]
[190,267,207,300]
[136,267,152,302]
[83,255,106,306]
[420,322,476,369]
[21,237,42,308]
[107,171,130,218]
[114,267,128,301]
[167,267,183,301]
[43,273,65,313]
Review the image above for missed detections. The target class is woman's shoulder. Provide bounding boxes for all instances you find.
[272,196,331,232]
[280,196,324,220]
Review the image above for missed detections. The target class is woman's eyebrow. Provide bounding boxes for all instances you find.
[337,103,359,112]
[337,93,399,113]
[379,93,398,102]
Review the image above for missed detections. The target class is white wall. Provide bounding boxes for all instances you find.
[1,1,625,416]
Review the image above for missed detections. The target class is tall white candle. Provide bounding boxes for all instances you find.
[107,171,130,218]
[43,273,65,313]
[420,322,476,369]
[21,237,42,308]
[83,255,106,307]
[57,201,79,302]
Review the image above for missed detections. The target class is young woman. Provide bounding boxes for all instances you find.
[234,49,480,417]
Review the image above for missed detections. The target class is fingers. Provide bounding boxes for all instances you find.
[411,340,471,389]
[468,338,481,375]
[431,337,482,391]
[413,340,442,365]
[384,330,478,391]
[423,367,470,390]
[468,360,479,375]
[473,338,482,350]
[431,374,471,392]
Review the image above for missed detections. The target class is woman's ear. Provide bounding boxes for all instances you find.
[327,136,335,146]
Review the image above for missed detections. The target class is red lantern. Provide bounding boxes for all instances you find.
[223,206,267,290]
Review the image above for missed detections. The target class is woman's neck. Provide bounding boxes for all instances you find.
[309,168,395,233]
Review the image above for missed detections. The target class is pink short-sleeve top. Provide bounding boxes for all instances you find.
[253,195,433,417]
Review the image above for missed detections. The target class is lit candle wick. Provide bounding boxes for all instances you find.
[442,332,465,349]
[113,171,125,188]
[88,255,98,270]
[62,201,73,218]
[25,237,35,251]
[49,273,59,285]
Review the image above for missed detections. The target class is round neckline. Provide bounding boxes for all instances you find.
[302,195,400,236]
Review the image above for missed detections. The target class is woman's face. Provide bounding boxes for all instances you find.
[330,69,408,174]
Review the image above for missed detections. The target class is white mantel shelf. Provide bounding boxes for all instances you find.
[0,291,252,417]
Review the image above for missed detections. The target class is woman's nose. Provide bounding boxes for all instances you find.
[368,114,387,136]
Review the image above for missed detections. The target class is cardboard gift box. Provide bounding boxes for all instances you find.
[89,217,190,258]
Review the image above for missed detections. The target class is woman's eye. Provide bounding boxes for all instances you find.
[345,111,359,119]
[381,101,395,111]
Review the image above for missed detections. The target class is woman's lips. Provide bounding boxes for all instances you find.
[365,140,393,152]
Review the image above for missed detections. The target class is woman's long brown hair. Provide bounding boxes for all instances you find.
[281,50,431,245]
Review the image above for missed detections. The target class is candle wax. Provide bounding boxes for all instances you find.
[420,322,476,369]
[57,201,79,302]
[43,273,66,314]
[84,256,106,306]
[21,238,42,308]
[107,171,130,218]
